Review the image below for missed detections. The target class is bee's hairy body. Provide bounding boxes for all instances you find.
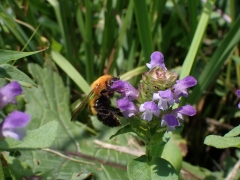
[71,75,122,127]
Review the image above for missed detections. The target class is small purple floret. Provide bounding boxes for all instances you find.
[139,101,160,121]
[117,98,139,118]
[146,51,167,70]
[0,81,22,109]
[0,111,31,140]
[162,114,180,131]
[172,105,196,120]
[173,76,197,102]
[112,80,139,100]
[153,89,174,110]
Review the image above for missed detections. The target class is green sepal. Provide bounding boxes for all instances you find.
[129,117,150,142]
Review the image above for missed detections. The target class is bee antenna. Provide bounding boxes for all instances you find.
[117,70,125,79]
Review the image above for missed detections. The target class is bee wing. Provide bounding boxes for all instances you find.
[71,90,94,121]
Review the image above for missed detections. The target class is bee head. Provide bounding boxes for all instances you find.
[110,77,120,86]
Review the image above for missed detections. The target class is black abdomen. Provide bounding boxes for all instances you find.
[94,96,122,127]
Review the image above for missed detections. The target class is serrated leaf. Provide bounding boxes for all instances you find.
[0,64,36,87]
[24,63,80,151]
[224,125,240,137]
[127,155,178,180]
[204,135,240,148]
[0,49,46,65]
[20,149,128,180]
[0,121,58,149]
[2,152,34,179]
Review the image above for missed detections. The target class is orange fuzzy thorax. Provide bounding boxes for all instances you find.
[89,75,113,115]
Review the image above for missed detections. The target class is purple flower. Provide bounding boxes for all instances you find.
[0,111,31,140]
[161,105,196,131]
[153,89,174,110]
[112,80,139,100]
[117,98,139,118]
[237,90,240,108]
[146,51,167,70]
[161,114,180,131]
[0,81,22,109]
[139,101,160,121]
[173,76,197,102]
[172,105,196,120]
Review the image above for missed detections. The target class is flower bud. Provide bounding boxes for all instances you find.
[138,66,178,103]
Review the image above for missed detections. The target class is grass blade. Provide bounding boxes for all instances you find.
[133,0,153,62]
[189,15,240,103]
[179,0,215,79]
[51,50,90,94]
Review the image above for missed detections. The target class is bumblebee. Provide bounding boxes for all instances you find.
[71,75,123,127]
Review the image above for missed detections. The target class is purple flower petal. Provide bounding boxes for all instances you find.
[111,80,125,93]
[139,101,160,121]
[153,90,174,110]
[111,80,139,100]
[117,98,138,117]
[236,90,240,108]
[171,105,196,121]
[174,105,196,117]
[0,111,31,140]
[0,81,22,109]
[173,76,197,100]
[162,114,180,131]
[146,51,167,70]
[237,90,240,98]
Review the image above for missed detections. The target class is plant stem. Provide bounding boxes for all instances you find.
[146,143,152,163]
[0,155,5,180]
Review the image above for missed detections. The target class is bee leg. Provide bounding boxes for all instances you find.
[100,89,114,98]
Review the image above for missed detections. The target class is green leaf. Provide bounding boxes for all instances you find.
[0,49,46,65]
[20,149,128,179]
[204,135,240,148]
[232,55,240,65]
[182,161,223,179]
[2,152,34,179]
[161,140,182,173]
[0,121,58,149]
[121,66,146,81]
[110,124,133,139]
[24,63,80,149]
[51,50,90,94]
[0,64,36,87]
[127,155,178,180]
[224,125,240,137]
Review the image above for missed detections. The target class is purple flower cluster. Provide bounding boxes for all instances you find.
[0,82,30,140]
[111,81,139,118]
[113,51,197,131]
